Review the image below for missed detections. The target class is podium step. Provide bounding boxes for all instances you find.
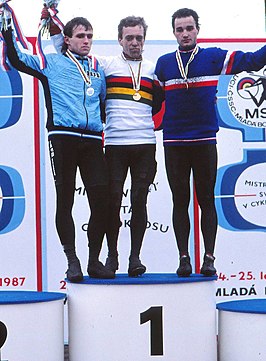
[0,291,66,361]
[217,299,266,361]
[67,273,217,361]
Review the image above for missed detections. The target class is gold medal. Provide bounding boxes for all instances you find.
[133,92,141,101]
[122,53,142,101]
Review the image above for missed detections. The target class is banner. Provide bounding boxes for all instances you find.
[0,39,265,305]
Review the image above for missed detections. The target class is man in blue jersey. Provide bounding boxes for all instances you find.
[2,13,115,281]
[155,8,266,277]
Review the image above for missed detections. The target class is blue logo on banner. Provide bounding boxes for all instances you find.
[0,66,25,234]
[215,149,266,231]
[217,73,266,142]
[0,67,23,129]
[0,166,25,234]
[215,73,266,232]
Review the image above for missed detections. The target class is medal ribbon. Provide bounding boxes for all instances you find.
[36,30,47,69]
[66,49,92,86]
[36,5,64,69]
[0,2,29,71]
[0,33,10,70]
[176,45,198,87]
[47,7,64,31]
[121,52,142,92]
[3,3,29,49]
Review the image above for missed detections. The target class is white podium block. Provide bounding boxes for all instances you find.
[217,299,266,361]
[0,291,66,361]
[67,273,217,361]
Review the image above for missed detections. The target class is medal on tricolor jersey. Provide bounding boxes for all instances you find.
[66,49,94,96]
[176,45,198,89]
[122,53,142,101]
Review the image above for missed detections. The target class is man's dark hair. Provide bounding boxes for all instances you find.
[118,16,148,40]
[62,17,93,52]
[172,8,200,31]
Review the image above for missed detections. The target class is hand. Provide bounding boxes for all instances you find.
[40,5,61,35]
[50,20,61,35]
[41,5,50,20]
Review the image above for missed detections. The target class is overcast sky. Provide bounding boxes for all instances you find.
[10,0,266,39]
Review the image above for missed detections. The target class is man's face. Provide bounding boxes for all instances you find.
[173,16,199,49]
[64,25,93,56]
[118,25,145,59]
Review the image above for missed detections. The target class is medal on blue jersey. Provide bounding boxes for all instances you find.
[122,53,142,101]
[176,45,198,89]
[66,49,95,96]
[86,86,94,96]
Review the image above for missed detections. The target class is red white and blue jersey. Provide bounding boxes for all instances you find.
[155,45,266,146]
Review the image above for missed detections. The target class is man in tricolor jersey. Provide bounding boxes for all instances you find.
[155,8,266,277]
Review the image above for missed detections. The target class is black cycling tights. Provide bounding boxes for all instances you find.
[55,183,109,260]
[165,144,218,256]
[49,136,109,262]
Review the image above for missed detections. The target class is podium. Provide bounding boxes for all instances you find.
[217,299,266,361]
[67,273,217,361]
[0,291,66,361]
